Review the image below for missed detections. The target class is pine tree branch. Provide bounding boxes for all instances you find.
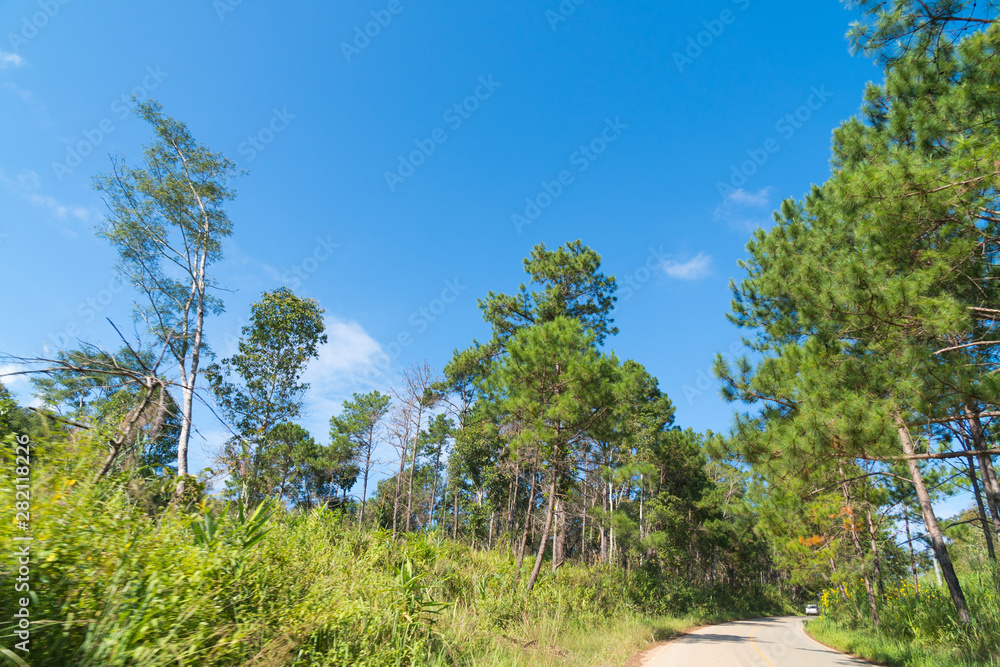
[922,411,1000,425]
[968,306,1000,318]
[932,339,1000,355]
[844,447,1000,462]
[804,471,913,497]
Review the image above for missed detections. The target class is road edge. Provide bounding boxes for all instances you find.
[622,621,715,667]
[799,618,885,666]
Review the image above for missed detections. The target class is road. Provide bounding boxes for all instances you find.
[638,616,871,667]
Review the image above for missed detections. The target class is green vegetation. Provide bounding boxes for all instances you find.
[806,571,1000,666]
[2,2,999,665]
[715,1,1000,664]
[0,432,788,666]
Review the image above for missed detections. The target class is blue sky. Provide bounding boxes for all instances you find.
[3,0,969,516]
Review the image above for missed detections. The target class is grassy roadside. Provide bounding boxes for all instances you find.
[803,617,1000,667]
[464,611,699,667]
[0,437,792,666]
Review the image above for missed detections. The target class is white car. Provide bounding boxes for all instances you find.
[805,604,819,616]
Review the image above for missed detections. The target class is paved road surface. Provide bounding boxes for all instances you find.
[639,617,871,667]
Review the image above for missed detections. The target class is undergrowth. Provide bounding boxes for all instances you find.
[0,434,789,666]
[805,574,1000,667]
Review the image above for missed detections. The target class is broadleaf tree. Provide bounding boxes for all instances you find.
[208,287,327,506]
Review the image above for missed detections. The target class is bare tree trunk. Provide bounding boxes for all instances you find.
[978,452,1000,547]
[600,472,608,564]
[587,488,597,563]
[581,464,588,565]
[402,363,433,532]
[392,432,409,536]
[176,253,209,492]
[896,417,971,624]
[428,444,441,530]
[639,475,644,540]
[452,491,459,539]
[517,459,538,574]
[360,456,371,527]
[609,474,616,564]
[597,470,610,564]
[527,465,559,592]
[863,501,885,598]
[963,446,996,561]
[391,409,412,535]
[904,513,920,597]
[967,408,1000,551]
[507,463,519,542]
[552,495,565,572]
[405,425,420,531]
[838,462,880,626]
[177,379,194,480]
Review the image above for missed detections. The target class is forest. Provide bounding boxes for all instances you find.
[2,1,1000,666]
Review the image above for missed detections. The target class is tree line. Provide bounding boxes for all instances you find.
[1,101,777,601]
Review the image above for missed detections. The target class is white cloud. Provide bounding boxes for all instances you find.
[299,317,387,435]
[714,187,773,231]
[0,167,92,223]
[307,318,385,378]
[726,187,771,207]
[662,252,713,281]
[0,52,24,69]
[0,364,27,388]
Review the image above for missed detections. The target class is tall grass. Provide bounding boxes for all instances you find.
[805,573,1000,667]
[0,435,789,665]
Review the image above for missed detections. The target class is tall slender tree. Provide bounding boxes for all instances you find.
[95,100,241,488]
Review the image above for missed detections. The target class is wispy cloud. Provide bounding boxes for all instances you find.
[714,187,773,231]
[662,252,713,281]
[3,82,48,124]
[0,167,92,224]
[298,317,386,435]
[216,238,284,294]
[0,364,27,388]
[0,52,24,69]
